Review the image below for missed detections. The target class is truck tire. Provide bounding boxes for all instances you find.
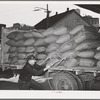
[67,72,84,90]
[50,72,78,90]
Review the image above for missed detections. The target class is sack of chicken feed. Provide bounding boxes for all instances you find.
[42,27,54,36]
[94,52,100,60]
[24,32,34,38]
[46,43,59,52]
[61,50,78,59]
[58,42,73,53]
[97,46,100,51]
[53,26,68,35]
[32,31,44,38]
[38,29,46,33]
[36,46,46,53]
[15,40,25,47]
[9,57,18,64]
[37,54,47,60]
[25,46,35,53]
[24,38,35,46]
[17,59,26,65]
[44,35,58,44]
[75,41,100,51]
[18,53,27,59]
[17,47,26,53]
[74,31,97,44]
[8,47,17,53]
[78,58,96,67]
[15,32,25,40]
[97,61,100,67]
[9,51,18,58]
[77,50,95,58]
[6,40,16,46]
[63,58,78,67]
[34,38,46,46]
[7,31,19,39]
[69,25,84,35]
[56,34,70,44]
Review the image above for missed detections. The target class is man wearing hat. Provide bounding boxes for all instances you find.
[18,54,50,90]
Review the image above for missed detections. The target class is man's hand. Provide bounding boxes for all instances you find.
[43,64,51,71]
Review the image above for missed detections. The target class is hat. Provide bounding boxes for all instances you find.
[27,54,37,61]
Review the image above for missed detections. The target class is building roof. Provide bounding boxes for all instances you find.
[34,10,74,29]
[76,5,100,14]
[34,9,96,31]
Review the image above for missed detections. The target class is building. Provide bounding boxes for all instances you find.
[34,9,96,32]
[0,24,6,43]
[83,15,99,28]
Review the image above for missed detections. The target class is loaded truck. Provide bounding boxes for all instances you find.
[1,25,100,90]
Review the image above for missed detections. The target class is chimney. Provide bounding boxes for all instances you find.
[56,12,58,15]
[75,9,80,14]
[67,8,69,11]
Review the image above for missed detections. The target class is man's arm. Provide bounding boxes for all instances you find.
[26,65,47,76]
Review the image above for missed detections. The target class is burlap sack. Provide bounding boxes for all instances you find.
[34,38,46,46]
[69,25,84,35]
[42,27,54,36]
[8,47,17,53]
[53,26,68,35]
[36,46,46,53]
[59,42,73,53]
[15,32,25,40]
[94,52,100,60]
[24,38,35,46]
[38,29,46,33]
[37,54,47,60]
[97,46,100,51]
[63,58,78,67]
[15,40,25,47]
[56,34,70,44]
[24,32,34,38]
[25,46,35,53]
[75,41,100,51]
[7,31,19,39]
[9,57,18,64]
[97,61,100,67]
[18,53,27,59]
[46,43,59,52]
[17,47,26,53]
[77,50,95,58]
[44,35,58,44]
[79,58,96,67]
[6,40,16,46]
[74,31,97,44]
[9,51,18,58]
[32,31,44,38]
[61,50,78,59]
[17,59,26,65]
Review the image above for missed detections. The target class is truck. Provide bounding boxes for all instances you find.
[1,26,100,90]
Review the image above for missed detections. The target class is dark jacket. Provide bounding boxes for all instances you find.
[19,62,46,82]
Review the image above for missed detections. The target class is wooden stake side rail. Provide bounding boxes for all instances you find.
[1,63,24,70]
[50,66,100,73]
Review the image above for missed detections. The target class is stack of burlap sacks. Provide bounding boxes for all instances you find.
[41,25,100,68]
[6,30,46,65]
[94,46,100,67]
[6,25,100,69]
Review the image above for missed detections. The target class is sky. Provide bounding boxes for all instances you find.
[0,1,100,27]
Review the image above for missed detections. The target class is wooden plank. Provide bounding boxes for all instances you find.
[51,66,100,73]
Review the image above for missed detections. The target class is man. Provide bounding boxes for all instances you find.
[18,54,50,90]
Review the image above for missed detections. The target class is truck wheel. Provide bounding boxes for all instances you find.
[51,72,78,90]
[67,72,84,90]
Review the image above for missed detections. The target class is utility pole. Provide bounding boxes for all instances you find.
[34,4,51,29]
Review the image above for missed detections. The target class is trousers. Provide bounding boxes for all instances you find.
[18,79,45,90]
